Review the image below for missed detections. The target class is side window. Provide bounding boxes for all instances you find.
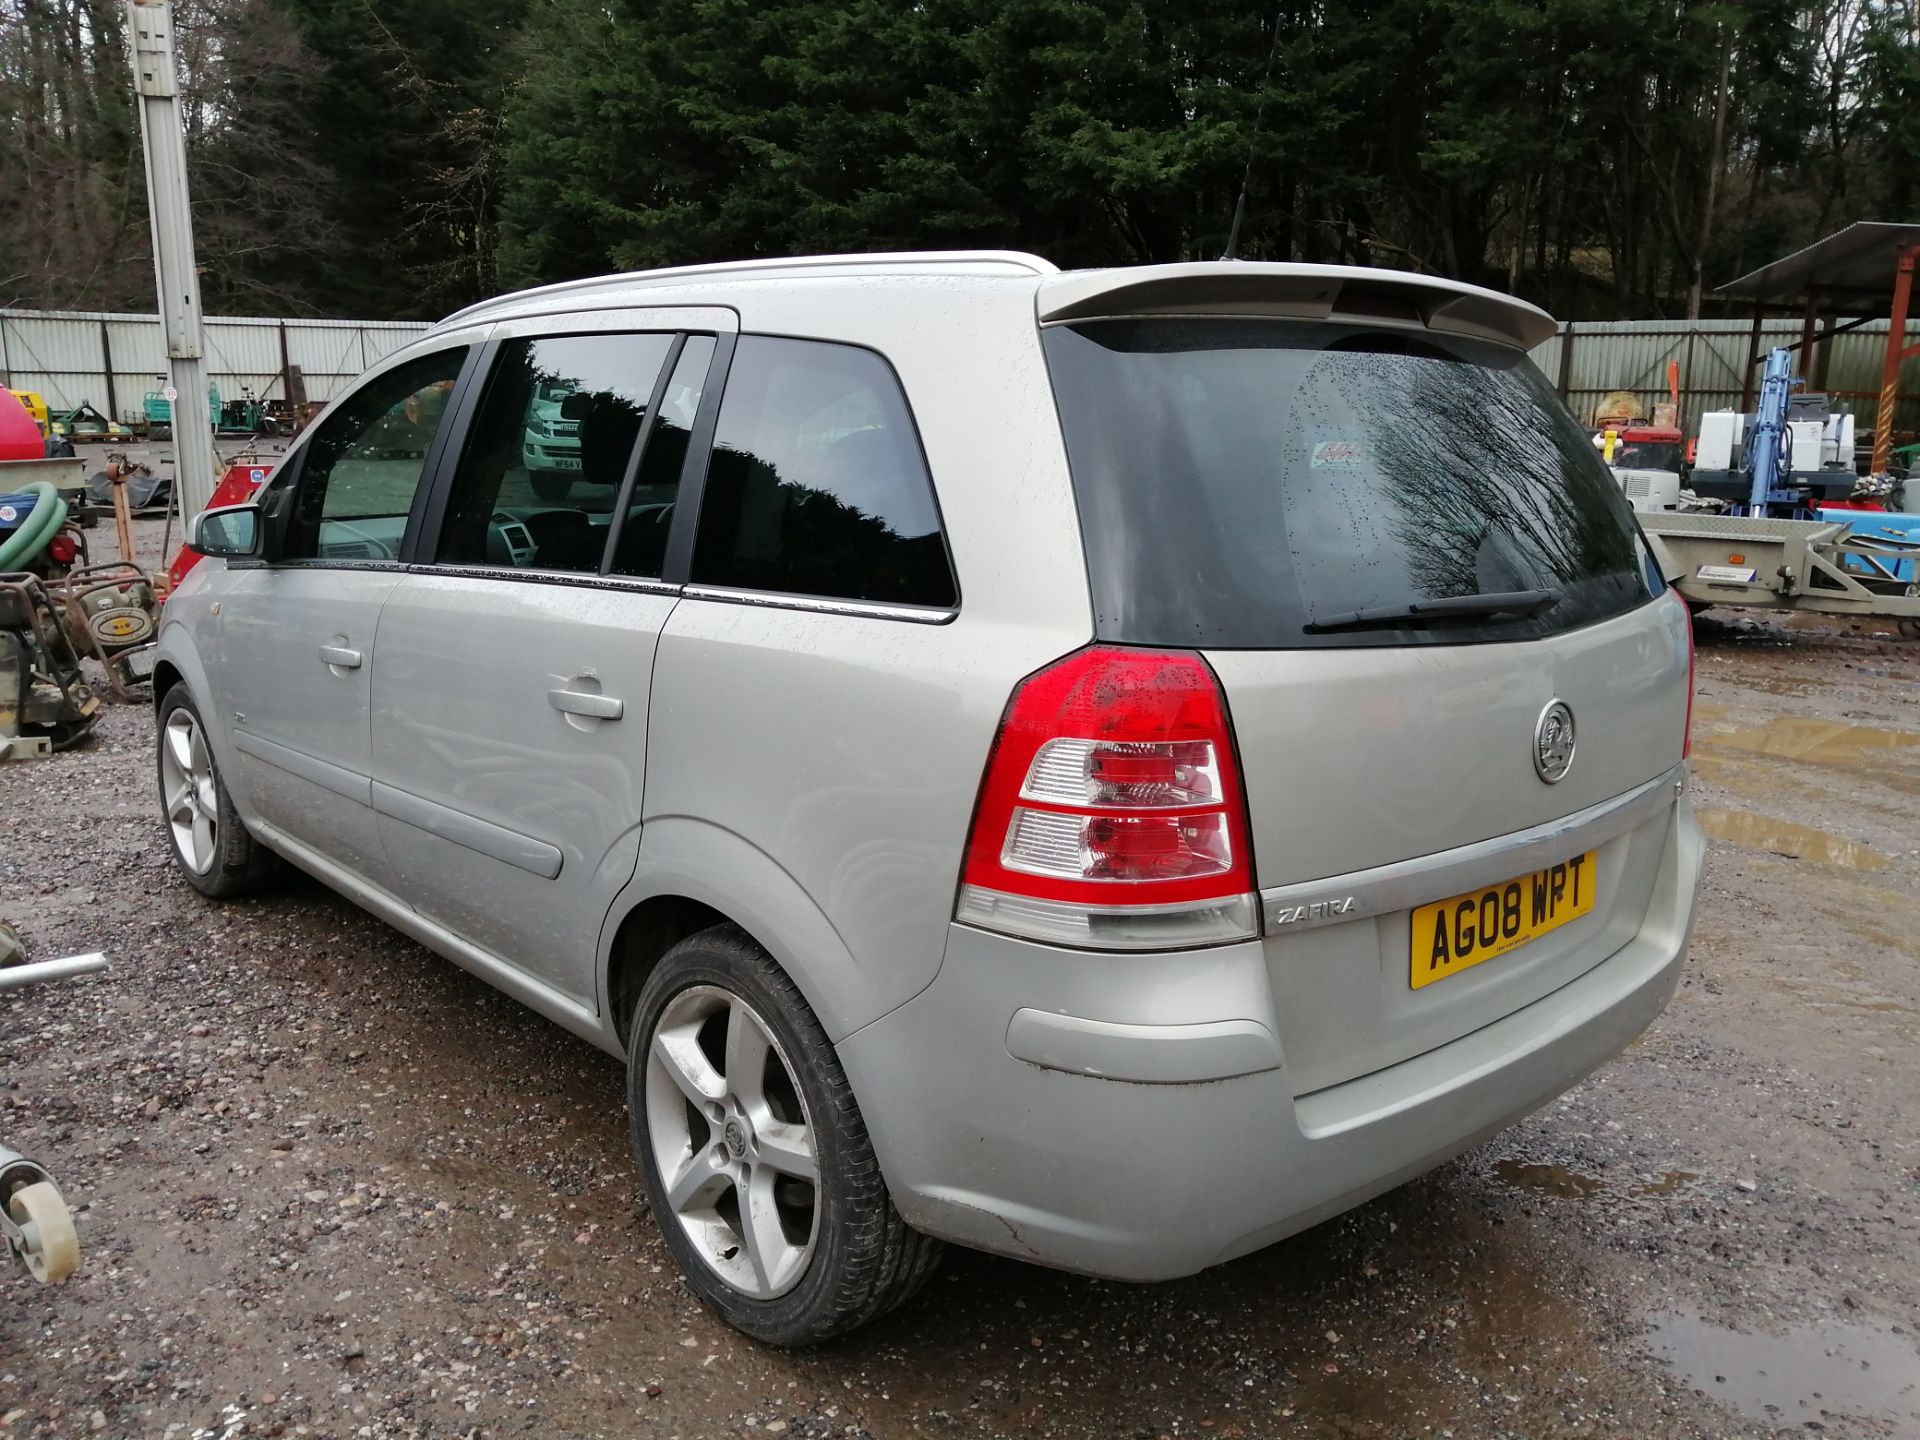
[284,348,467,562]
[608,335,714,578]
[434,332,674,574]
[690,336,957,607]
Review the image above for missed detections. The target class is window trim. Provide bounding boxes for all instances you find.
[397,562,682,598]
[401,339,499,566]
[680,583,957,625]
[659,331,737,585]
[674,329,962,614]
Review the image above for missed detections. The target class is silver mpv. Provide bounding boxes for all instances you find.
[157,253,1704,1344]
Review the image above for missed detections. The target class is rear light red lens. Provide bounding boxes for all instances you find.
[962,646,1254,910]
[47,533,77,565]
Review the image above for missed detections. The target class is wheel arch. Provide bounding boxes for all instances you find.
[150,657,184,707]
[597,816,884,1050]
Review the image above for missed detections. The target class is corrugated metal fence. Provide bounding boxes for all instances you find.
[0,308,432,419]
[1532,317,1920,432]
[8,305,1920,437]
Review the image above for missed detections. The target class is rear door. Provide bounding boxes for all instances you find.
[1043,315,1690,1093]
[368,311,728,1007]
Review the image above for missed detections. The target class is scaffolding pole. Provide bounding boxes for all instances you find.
[125,0,217,517]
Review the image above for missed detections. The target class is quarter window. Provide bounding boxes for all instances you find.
[435,332,675,574]
[283,348,467,562]
[691,336,956,608]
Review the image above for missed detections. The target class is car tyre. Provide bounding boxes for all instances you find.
[530,470,572,503]
[156,684,283,898]
[628,924,942,1345]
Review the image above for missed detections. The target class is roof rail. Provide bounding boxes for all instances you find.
[440,250,1060,327]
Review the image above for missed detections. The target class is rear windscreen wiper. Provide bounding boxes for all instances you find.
[1303,589,1561,634]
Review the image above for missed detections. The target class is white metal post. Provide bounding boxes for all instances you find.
[125,0,217,516]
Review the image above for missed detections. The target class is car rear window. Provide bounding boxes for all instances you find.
[1042,318,1660,649]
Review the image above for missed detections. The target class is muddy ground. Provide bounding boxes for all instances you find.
[3,514,1917,1438]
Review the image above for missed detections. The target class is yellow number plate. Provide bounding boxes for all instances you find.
[1410,851,1597,990]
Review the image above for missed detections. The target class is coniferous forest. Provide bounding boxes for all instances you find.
[4,0,1919,321]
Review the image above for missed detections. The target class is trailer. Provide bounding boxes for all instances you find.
[1640,510,1920,636]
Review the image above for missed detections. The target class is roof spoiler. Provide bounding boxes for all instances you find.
[1036,263,1557,351]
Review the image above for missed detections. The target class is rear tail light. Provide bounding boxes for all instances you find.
[47,533,77,565]
[956,646,1258,950]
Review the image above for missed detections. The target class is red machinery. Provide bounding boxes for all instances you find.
[0,390,41,461]
[165,459,274,594]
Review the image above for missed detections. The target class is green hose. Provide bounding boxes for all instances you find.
[0,482,68,570]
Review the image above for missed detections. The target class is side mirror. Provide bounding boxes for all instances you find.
[559,391,595,421]
[190,502,262,558]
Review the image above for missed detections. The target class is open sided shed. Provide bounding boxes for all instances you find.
[1719,221,1920,473]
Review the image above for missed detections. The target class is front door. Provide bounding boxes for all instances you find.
[222,344,472,890]
[370,326,720,1006]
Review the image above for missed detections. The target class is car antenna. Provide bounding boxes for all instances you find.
[1221,1,1286,263]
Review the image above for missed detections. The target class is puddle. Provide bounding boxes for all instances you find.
[1649,1313,1920,1429]
[1629,1170,1700,1197]
[1494,1159,1604,1198]
[1728,672,1833,698]
[1696,806,1890,870]
[1709,716,1920,769]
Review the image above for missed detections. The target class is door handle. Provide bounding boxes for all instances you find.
[318,643,362,670]
[547,688,624,721]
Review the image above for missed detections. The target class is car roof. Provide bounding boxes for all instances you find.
[435,252,1556,353]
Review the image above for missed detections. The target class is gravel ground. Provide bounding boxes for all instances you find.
[4,520,1917,1439]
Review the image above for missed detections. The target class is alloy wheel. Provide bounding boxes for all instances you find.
[644,985,820,1299]
[160,708,218,874]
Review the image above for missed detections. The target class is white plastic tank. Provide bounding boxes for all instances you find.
[1696,411,1742,471]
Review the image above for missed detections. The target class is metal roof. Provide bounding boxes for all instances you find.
[1717,221,1920,303]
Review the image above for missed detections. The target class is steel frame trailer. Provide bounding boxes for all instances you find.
[1641,510,1920,634]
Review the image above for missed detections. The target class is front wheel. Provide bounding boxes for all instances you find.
[628,925,941,1344]
[156,685,283,898]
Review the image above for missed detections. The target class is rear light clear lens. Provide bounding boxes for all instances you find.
[958,646,1257,950]
[1003,807,1233,882]
[1020,737,1222,808]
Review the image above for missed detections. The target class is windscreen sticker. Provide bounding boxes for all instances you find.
[1310,439,1367,468]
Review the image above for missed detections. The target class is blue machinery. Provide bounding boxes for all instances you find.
[1741,347,1799,515]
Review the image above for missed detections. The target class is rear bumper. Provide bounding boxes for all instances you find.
[837,792,1703,1280]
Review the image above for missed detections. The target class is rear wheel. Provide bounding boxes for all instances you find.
[628,925,941,1344]
[156,685,283,898]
